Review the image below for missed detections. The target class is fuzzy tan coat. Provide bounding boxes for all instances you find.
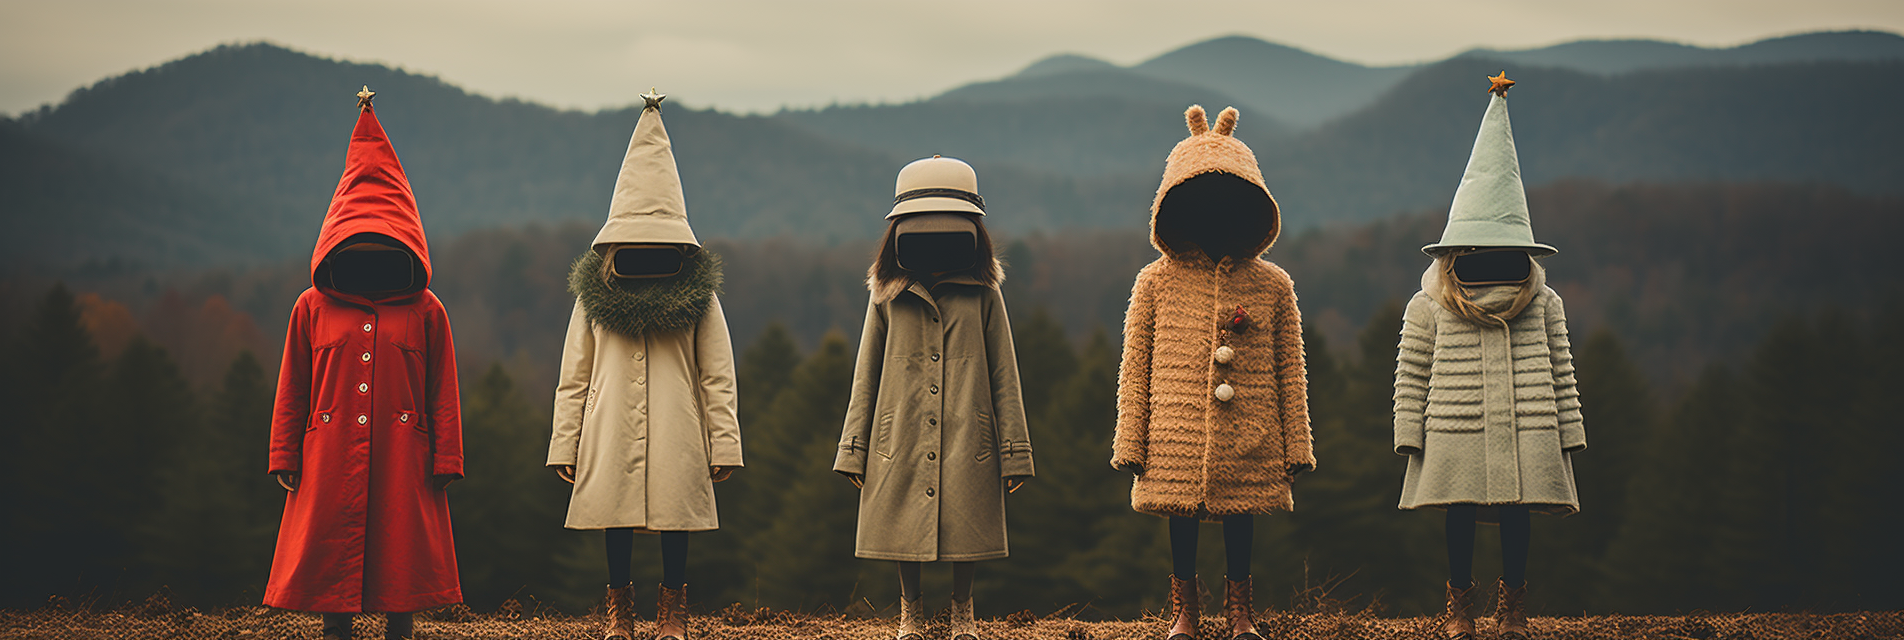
[1393,265,1583,518]
[1112,105,1315,519]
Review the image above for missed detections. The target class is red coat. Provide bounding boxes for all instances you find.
[265,104,463,613]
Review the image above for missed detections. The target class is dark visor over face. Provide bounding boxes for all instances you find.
[610,246,686,278]
[897,231,977,273]
[329,249,416,294]
[1452,250,1532,285]
[1156,172,1274,260]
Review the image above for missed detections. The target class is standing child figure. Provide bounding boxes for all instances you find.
[834,156,1034,640]
[1393,73,1584,640]
[266,87,464,640]
[1112,105,1314,640]
[547,90,742,640]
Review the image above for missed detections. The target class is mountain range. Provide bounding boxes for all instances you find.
[4,30,1901,268]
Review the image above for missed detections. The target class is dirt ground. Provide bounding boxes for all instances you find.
[1,596,1898,640]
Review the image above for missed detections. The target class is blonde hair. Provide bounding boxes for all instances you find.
[1433,252,1542,326]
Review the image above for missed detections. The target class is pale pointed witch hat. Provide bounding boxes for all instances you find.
[592,89,700,250]
[1422,73,1556,257]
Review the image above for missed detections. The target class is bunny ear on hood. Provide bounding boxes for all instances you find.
[591,90,700,251]
[312,87,433,299]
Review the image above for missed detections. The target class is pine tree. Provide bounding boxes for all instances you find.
[93,335,197,600]
[143,350,278,606]
[1285,300,1442,615]
[1012,307,1077,423]
[3,284,107,607]
[984,326,1108,615]
[736,332,861,611]
[456,363,576,609]
[1597,365,1749,612]
[1538,328,1653,610]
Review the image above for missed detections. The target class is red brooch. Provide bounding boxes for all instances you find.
[1226,306,1252,334]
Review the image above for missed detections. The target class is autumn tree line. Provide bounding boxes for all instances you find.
[3,282,1898,618]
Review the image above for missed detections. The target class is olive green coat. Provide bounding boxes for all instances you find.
[833,277,1035,562]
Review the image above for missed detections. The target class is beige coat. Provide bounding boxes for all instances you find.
[547,294,741,531]
[1393,266,1583,518]
[834,277,1034,562]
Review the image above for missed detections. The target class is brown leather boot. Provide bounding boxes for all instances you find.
[1495,578,1530,639]
[655,583,689,640]
[601,584,634,640]
[895,596,926,640]
[1223,576,1262,640]
[1167,574,1200,640]
[1442,581,1475,640]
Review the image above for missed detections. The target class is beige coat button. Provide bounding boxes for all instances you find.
[320,414,331,423]
[360,352,372,362]
[636,376,646,385]
[358,382,369,393]
[1215,346,1235,364]
[356,414,368,425]
[635,352,645,361]
[1214,383,1235,402]
[362,323,373,332]
[400,414,410,423]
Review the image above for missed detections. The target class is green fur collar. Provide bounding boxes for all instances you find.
[568,248,722,338]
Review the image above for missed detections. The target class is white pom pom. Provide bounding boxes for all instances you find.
[1215,346,1235,364]
[1214,383,1235,402]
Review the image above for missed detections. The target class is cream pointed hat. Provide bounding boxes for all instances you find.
[592,90,700,250]
[1423,74,1556,257]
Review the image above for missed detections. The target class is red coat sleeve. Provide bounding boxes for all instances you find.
[425,296,464,478]
[268,292,314,474]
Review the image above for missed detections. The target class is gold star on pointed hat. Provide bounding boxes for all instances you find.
[641,87,666,111]
[1487,71,1514,97]
[356,85,376,110]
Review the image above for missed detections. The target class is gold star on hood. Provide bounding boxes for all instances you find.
[640,87,666,111]
[1487,71,1515,97]
[356,85,376,110]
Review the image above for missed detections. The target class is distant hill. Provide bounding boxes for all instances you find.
[4,43,1148,268]
[1128,36,1417,129]
[975,30,1904,129]
[1260,57,1904,225]
[776,67,1277,177]
[1464,30,1904,75]
[7,34,1903,268]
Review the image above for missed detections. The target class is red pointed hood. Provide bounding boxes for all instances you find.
[311,105,433,300]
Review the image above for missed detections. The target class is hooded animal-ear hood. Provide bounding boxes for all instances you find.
[312,96,432,303]
[1150,105,1280,261]
[592,92,700,250]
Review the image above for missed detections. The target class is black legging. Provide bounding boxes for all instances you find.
[1169,515,1253,580]
[606,528,689,587]
[1446,504,1530,589]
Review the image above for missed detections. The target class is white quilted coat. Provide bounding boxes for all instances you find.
[1392,265,1584,518]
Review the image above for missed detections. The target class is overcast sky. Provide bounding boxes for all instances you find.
[3,0,1901,116]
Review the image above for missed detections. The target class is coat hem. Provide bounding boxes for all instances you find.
[854,550,1009,562]
[1133,500,1293,521]
[564,523,720,532]
[1398,500,1577,519]
[265,586,463,614]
